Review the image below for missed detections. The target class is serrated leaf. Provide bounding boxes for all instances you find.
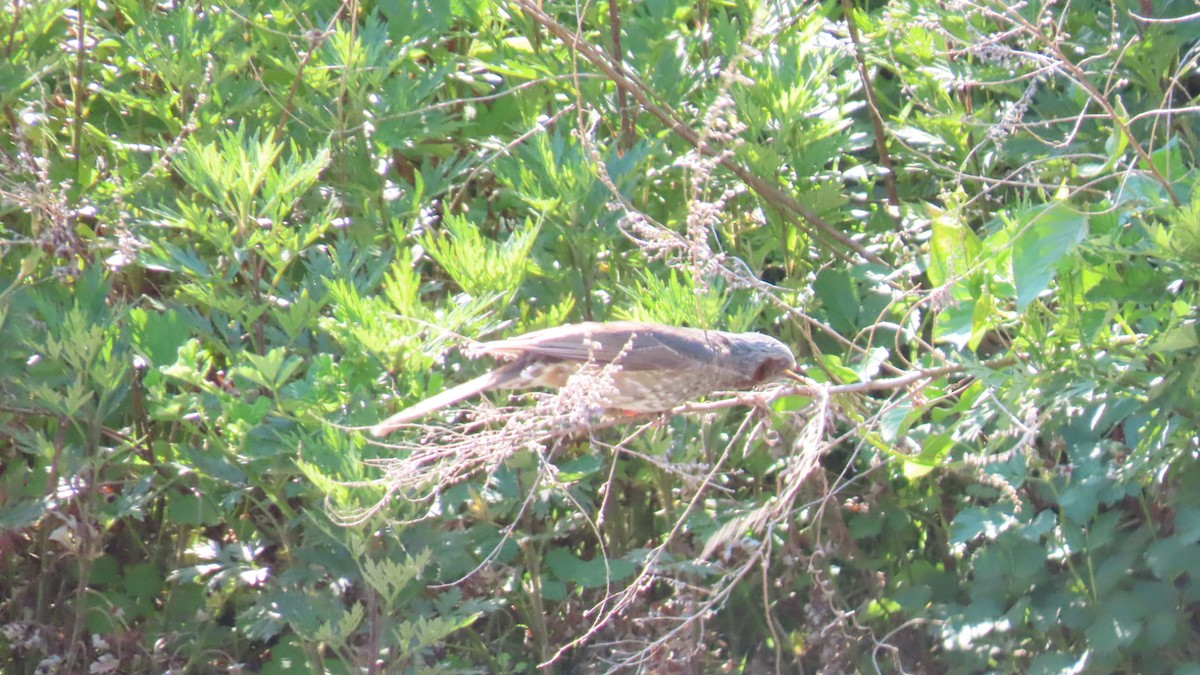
[928,209,982,288]
[545,548,635,588]
[1010,202,1088,311]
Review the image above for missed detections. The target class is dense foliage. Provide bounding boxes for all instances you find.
[2,0,1199,672]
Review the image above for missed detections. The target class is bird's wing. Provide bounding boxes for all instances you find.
[479,322,726,372]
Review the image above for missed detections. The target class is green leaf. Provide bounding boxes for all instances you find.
[261,637,314,674]
[545,548,635,588]
[878,400,913,442]
[1009,202,1088,311]
[817,353,860,383]
[84,591,131,633]
[556,454,603,482]
[1174,505,1200,543]
[422,214,540,298]
[129,307,190,367]
[0,498,50,529]
[1145,535,1195,580]
[928,208,981,288]
[1028,652,1088,675]
[123,562,165,601]
[950,505,1018,544]
[1143,137,1187,183]
[163,583,206,629]
[167,490,221,526]
[1058,474,1111,525]
[902,433,952,479]
[812,269,859,334]
[1150,323,1200,353]
[235,348,303,392]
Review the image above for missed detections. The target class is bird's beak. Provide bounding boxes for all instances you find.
[783,368,804,383]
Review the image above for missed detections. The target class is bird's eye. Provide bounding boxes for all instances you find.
[753,358,781,383]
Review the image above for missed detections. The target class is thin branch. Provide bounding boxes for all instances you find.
[839,0,902,230]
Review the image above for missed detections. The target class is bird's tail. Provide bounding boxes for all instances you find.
[370,366,514,437]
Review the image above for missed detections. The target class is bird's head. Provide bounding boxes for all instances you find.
[728,333,797,386]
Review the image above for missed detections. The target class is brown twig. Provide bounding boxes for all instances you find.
[270,7,346,146]
[607,0,635,152]
[839,0,902,231]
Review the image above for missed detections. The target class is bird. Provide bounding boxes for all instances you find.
[370,321,796,437]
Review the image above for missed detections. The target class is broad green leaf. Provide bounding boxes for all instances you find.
[950,505,1018,544]
[1010,202,1088,311]
[928,209,981,288]
[545,548,635,588]
[903,433,952,479]
[1145,535,1196,580]
[166,491,221,527]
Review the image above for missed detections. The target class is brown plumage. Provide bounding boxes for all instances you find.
[370,321,796,436]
